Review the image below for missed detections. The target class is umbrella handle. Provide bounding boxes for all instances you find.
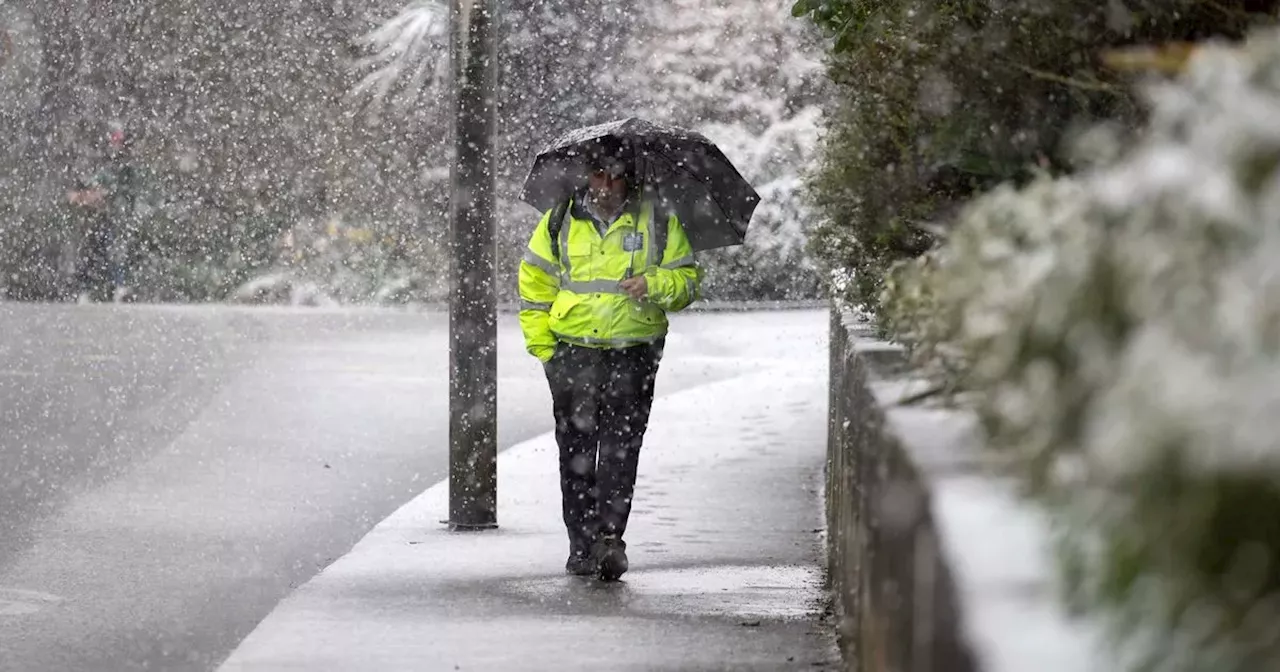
[623,248,641,306]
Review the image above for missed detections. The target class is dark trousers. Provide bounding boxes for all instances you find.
[545,341,663,555]
[75,219,125,301]
[76,223,115,301]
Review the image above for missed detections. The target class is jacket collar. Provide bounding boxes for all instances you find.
[571,187,641,228]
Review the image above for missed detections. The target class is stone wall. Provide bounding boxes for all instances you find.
[826,307,1105,672]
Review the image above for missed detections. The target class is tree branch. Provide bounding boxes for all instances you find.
[1007,62,1124,94]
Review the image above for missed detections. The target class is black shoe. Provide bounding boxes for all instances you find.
[565,551,595,576]
[593,536,628,582]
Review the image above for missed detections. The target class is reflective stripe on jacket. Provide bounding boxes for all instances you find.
[518,197,701,362]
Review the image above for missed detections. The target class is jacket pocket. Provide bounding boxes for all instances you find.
[566,240,594,271]
[550,292,586,321]
[631,302,667,326]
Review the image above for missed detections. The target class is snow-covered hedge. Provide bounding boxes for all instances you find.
[796,0,1270,312]
[883,29,1280,671]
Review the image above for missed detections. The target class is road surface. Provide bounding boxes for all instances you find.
[0,302,818,671]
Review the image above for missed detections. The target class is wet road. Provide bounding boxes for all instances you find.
[0,302,806,671]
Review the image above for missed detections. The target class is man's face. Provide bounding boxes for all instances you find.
[588,167,627,207]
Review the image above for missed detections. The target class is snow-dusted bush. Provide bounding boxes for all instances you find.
[796,0,1271,311]
[884,28,1280,670]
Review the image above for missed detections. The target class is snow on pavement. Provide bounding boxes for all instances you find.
[218,310,839,671]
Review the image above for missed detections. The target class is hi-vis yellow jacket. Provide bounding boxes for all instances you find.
[518,198,701,362]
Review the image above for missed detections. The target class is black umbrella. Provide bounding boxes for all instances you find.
[519,117,760,252]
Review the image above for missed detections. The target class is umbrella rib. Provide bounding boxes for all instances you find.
[639,149,735,223]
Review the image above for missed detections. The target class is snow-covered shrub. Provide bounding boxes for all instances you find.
[882,174,1098,474]
[796,0,1272,312]
[884,28,1280,670]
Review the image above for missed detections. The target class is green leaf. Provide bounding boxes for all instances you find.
[791,0,816,18]
[834,30,856,54]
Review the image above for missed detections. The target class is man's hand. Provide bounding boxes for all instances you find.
[619,276,648,301]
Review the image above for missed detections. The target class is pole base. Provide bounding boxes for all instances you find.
[441,518,499,532]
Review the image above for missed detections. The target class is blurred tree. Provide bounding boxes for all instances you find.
[492,0,643,299]
[2,0,415,301]
[1,0,815,303]
[622,0,827,299]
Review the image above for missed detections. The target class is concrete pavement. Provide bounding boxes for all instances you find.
[1,304,500,671]
[220,311,839,671]
[0,303,834,671]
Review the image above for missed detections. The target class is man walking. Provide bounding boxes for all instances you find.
[68,120,139,302]
[518,152,702,581]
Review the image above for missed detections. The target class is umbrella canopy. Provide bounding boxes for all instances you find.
[519,118,760,252]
